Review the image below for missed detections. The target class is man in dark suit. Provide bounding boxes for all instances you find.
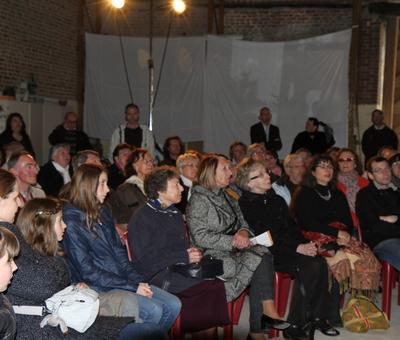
[250,107,282,152]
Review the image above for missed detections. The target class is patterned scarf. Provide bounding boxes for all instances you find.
[337,170,359,212]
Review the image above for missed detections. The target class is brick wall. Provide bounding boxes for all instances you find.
[0,0,385,105]
[0,0,83,101]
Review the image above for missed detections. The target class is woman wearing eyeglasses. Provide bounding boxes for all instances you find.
[292,155,381,328]
[336,148,369,233]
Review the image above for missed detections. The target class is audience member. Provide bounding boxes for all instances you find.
[377,145,397,161]
[62,164,181,333]
[109,103,155,160]
[336,148,369,233]
[389,153,400,189]
[326,146,340,164]
[291,118,328,155]
[128,166,229,335]
[361,109,398,164]
[108,143,133,190]
[49,112,92,156]
[294,148,313,168]
[237,158,338,339]
[250,107,282,152]
[264,149,282,180]
[159,136,184,166]
[175,152,200,215]
[7,151,45,203]
[272,154,306,205]
[187,154,290,340]
[38,144,72,197]
[248,143,267,161]
[0,226,19,340]
[229,141,247,165]
[356,156,400,271]
[292,155,381,326]
[107,148,153,226]
[71,149,101,172]
[0,113,35,156]
[1,142,24,169]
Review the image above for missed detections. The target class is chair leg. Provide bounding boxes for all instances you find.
[170,315,183,340]
[382,262,394,320]
[223,302,234,340]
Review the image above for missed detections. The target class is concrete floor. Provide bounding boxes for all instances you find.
[232,290,400,340]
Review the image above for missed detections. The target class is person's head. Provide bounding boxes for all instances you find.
[389,153,400,179]
[229,141,247,164]
[366,156,392,186]
[145,166,183,207]
[264,149,279,170]
[5,113,26,135]
[377,146,397,160]
[17,198,64,256]
[236,158,270,194]
[0,169,21,223]
[176,152,200,182]
[63,112,78,131]
[50,144,71,168]
[302,155,335,188]
[197,154,232,190]
[125,148,154,180]
[71,150,101,172]
[283,154,306,185]
[1,142,25,166]
[305,117,319,133]
[7,152,38,190]
[112,143,133,171]
[0,226,19,292]
[163,136,184,160]
[124,103,140,125]
[259,107,272,125]
[248,143,267,161]
[294,148,313,168]
[327,147,341,163]
[337,148,363,175]
[69,164,109,226]
[371,109,385,127]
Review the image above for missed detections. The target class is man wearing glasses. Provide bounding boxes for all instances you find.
[356,156,400,270]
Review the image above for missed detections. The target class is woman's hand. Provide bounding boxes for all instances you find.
[296,242,317,257]
[232,230,251,249]
[337,230,350,245]
[379,215,398,223]
[187,247,203,263]
[75,282,89,289]
[137,283,153,298]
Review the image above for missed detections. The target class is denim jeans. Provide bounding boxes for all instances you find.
[136,285,181,333]
[117,322,167,340]
[374,238,400,271]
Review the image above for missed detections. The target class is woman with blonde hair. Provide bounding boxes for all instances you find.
[63,164,180,335]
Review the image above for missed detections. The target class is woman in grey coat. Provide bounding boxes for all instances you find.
[186,154,289,340]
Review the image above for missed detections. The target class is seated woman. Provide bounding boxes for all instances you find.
[107,148,154,226]
[336,148,369,236]
[0,226,19,340]
[62,164,180,335]
[128,166,229,335]
[186,154,289,340]
[292,155,381,324]
[0,168,163,339]
[236,158,338,339]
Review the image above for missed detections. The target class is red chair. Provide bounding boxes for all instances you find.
[223,290,248,340]
[381,261,397,320]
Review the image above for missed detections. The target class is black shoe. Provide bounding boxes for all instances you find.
[261,314,291,331]
[282,325,308,340]
[314,319,340,337]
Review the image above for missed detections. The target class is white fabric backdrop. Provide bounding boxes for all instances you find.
[84,30,351,157]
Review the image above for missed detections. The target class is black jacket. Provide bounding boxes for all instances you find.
[356,183,400,248]
[48,125,92,155]
[38,161,73,198]
[291,131,328,155]
[0,132,35,156]
[250,122,282,152]
[361,125,398,163]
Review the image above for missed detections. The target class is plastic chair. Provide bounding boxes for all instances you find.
[381,260,396,320]
[223,290,248,340]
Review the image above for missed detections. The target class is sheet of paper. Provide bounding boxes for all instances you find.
[250,230,273,247]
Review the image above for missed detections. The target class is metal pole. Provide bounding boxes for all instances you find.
[148,0,154,131]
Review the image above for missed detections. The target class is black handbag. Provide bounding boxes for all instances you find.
[171,255,224,279]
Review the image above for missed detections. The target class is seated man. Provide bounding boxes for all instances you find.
[356,156,400,270]
[7,151,45,203]
[38,144,72,197]
[108,143,132,190]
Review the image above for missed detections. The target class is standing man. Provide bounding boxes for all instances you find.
[49,112,92,156]
[250,107,282,152]
[109,103,155,160]
[291,117,328,155]
[361,109,398,164]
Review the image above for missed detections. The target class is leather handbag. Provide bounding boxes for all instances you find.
[171,255,224,279]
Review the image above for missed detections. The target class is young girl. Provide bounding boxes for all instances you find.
[0,226,19,340]
[62,164,180,333]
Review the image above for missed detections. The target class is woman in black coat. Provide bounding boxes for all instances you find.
[0,113,34,156]
[237,158,339,339]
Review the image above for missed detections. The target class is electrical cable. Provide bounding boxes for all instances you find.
[117,24,134,103]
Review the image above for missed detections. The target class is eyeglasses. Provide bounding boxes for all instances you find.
[317,164,334,170]
[371,167,391,174]
[249,171,270,180]
[392,161,400,167]
[338,157,354,163]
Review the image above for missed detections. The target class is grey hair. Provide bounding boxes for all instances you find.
[283,154,304,173]
[71,150,100,172]
[50,144,70,161]
[176,152,200,169]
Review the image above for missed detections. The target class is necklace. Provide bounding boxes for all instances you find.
[315,188,331,201]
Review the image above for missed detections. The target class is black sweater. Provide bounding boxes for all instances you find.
[294,185,354,237]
